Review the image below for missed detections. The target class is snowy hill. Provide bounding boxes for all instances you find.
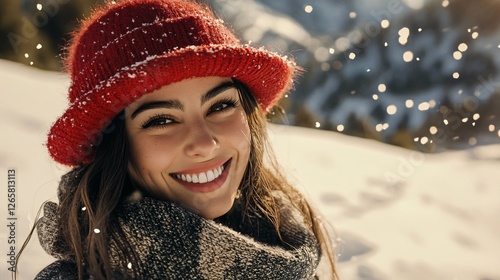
[1,59,499,279]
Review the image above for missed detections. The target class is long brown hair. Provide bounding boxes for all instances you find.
[234,79,339,279]
[20,79,338,279]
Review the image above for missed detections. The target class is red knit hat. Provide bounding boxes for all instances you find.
[47,0,299,167]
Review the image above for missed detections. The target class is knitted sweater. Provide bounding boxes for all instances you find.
[35,192,321,279]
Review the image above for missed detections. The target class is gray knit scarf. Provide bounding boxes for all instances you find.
[37,192,321,279]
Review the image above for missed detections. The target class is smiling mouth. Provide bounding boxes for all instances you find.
[171,159,231,184]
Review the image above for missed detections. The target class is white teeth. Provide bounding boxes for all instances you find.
[199,173,208,183]
[207,170,215,181]
[174,164,225,184]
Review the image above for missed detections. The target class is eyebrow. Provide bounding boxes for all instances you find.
[131,100,183,119]
[200,81,236,105]
[130,81,236,120]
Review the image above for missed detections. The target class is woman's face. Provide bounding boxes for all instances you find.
[125,77,251,219]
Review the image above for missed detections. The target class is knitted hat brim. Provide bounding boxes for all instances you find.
[47,44,296,166]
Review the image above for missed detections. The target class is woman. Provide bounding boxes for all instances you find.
[32,0,338,279]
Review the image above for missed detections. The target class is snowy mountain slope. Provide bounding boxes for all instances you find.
[0,60,499,279]
[270,125,500,279]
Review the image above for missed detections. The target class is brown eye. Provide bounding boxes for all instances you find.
[207,98,238,115]
[212,103,229,112]
[141,114,176,129]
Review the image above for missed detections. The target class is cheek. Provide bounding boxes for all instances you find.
[219,110,251,154]
[127,135,177,178]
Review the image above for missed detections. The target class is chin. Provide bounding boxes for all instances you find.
[195,194,237,220]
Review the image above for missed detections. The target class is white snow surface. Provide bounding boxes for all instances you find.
[1,59,499,279]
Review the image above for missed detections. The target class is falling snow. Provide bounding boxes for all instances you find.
[403,51,414,62]
[378,84,386,93]
[458,43,468,52]
[381,20,390,29]
[418,102,430,111]
[398,27,410,45]
[386,105,397,115]
[405,100,414,108]
[429,126,438,135]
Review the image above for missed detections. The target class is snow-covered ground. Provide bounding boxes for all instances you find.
[1,59,499,279]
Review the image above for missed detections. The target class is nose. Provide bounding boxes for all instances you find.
[184,121,219,158]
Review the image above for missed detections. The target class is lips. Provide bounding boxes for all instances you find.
[170,159,231,193]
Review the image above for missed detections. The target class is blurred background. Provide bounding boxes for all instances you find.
[2,0,500,152]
